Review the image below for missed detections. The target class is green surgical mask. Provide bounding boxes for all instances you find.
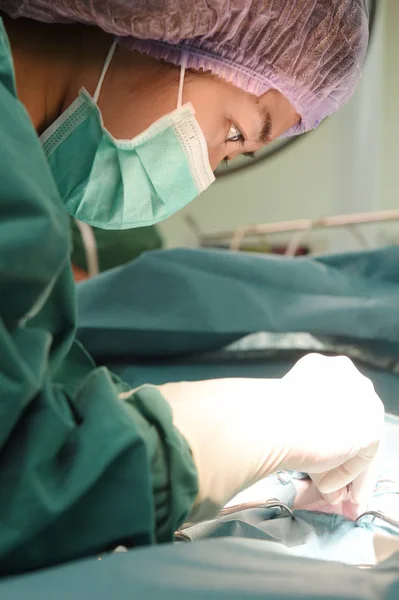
[40,43,215,230]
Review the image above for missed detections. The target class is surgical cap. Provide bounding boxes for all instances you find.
[2,0,369,134]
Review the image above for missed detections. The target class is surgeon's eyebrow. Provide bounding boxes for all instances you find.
[257,109,272,145]
[242,107,273,159]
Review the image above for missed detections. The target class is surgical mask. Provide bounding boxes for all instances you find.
[40,43,215,230]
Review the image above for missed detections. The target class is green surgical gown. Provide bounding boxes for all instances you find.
[70,219,164,274]
[0,18,197,575]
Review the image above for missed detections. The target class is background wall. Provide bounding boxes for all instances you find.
[382,0,399,214]
[159,0,397,254]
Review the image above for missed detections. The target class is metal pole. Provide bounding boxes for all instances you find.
[198,209,399,249]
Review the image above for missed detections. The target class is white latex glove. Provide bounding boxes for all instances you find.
[159,354,384,522]
[279,355,384,512]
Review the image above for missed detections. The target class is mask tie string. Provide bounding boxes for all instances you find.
[177,52,188,109]
[93,41,117,104]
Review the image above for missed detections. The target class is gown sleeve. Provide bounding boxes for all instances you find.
[0,22,197,576]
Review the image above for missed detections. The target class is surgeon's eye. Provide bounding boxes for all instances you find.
[226,123,245,144]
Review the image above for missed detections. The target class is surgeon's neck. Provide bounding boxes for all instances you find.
[2,14,112,134]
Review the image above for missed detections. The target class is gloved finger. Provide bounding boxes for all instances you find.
[310,440,380,495]
[334,456,381,520]
[319,486,350,506]
[309,471,350,505]
[350,442,382,505]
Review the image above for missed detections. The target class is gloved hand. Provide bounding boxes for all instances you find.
[159,354,384,522]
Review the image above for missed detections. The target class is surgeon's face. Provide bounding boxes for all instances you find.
[182,73,301,169]
[98,49,301,171]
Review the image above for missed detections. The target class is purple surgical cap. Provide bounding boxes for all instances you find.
[1,0,369,135]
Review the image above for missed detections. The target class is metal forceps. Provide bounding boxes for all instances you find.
[356,510,399,531]
[219,498,295,519]
[175,498,295,542]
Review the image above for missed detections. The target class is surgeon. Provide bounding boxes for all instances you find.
[0,0,379,576]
